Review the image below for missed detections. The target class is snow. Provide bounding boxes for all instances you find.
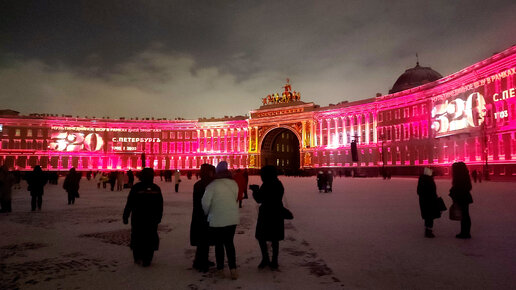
[1,175,515,289]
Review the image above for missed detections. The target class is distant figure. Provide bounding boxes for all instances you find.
[0,165,15,212]
[86,171,92,181]
[202,161,239,280]
[316,171,326,193]
[417,168,439,238]
[127,170,134,188]
[108,171,117,191]
[233,169,247,208]
[190,164,216,272]
[123,168,163,267]
[174,170,181,193]
[13,170,21,189]
[449,162,473,239]
[116,171,124,191]
[471,169,477,183]
[243,170,249,199]
[250,165,285,270]
[477,170,482,183]
[187,171,192,180]
[27,166,47,211]
[326,170,333,192]
[94,171,102,189]
[63,168,81,205]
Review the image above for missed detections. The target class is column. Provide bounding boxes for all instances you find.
[319,119,323,146]
[373,112,378,143]
[210,129,214,152]
[224,129,228,153]
[217,129,221,152]
[248,127,252,152]
[350,116,355,143]
[197,129,201,152]
[365,112,370,144]
[341,117,347,145]
[310,120,314,147]
[334,118,339,146]
[237,128,241,152]
[357,114,362,144]
[326,119,331,146]
[301,121,306,148]
[254,127,258,152]
[203,129,207,152]
[244,128,248,152]
[230,128,235,152]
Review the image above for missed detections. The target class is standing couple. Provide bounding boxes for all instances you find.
[191,162,287,280]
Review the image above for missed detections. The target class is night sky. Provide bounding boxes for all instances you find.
[1,0,515,119]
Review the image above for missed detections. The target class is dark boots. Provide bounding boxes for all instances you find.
[258,240,279,269]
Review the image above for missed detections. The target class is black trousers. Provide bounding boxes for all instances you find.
[194,240,210,269]
[258,239,279,263]
[31,195,42,210]
[67,191,76,204]
[175,184,179,193]
[424,219,434,228]
[211,225,237,270]
[0,199,12,212]
[459,204,471,235]
[133,248,154,265]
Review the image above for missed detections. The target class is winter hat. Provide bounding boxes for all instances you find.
[216,161,228,173]
[423,167,433,176]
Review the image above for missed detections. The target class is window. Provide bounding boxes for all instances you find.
[395,109,400,119]
[404,108,409,118]
[162,143,168,153]
[27,129,32,137]
[37,129,43,137]
[185,132,190,139]
[170,132,176,139]
[387,111,391,121]
[15,129,21,137]
[378,113,383,122]
[412,106,419,117]
[177,132,183,139]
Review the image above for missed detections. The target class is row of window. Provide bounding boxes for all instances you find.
[378,104,428,123]
[378,122,429,141]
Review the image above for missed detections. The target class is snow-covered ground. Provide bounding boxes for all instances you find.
[1,176,515,289]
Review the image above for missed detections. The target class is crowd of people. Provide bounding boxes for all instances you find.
[0,161,477,280]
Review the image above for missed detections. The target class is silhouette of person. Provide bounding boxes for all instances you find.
[63,168,81,205]
[123,168,163,267]
[27,166,47,211]
[449,162,473,239]
[417,168,439,238]
[0,165,15,212]
[190,164,216,272]
[250,165,286,270]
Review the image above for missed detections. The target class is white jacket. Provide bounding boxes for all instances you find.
[202,178,239,227]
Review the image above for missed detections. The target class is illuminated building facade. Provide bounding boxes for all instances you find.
[1,45,516,177]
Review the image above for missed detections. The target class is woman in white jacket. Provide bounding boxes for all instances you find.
[202,161,239,280]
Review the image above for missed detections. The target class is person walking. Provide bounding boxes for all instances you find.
[116,171,124,191]
[174,170,181,193]
[471,169,477,183]
[190,164,216,272]
[27,166,47,211]
[250,165,285,270]
[108,171,117,191]
[123,168,163,267]
[127,170,134,188]
[202,161,239,280]
[94,171,102,189]
[449,162,473,239]
[0,165,15,212]
[417,168,440,238]
[63,168,81,205]
[326,170,333,192]
[316,171,327,193]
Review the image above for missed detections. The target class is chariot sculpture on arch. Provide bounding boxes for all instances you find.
[262,79,301,105]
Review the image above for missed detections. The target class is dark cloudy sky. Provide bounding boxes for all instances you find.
[1,0,515,119]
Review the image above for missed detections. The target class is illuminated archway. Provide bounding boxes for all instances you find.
[260,127,300,172]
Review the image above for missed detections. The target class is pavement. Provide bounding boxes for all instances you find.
[1,175,515,289]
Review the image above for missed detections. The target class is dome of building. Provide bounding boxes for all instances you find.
[389,62,442,94]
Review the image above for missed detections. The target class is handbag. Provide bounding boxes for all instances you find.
[449,203,462,221]
[436,197,447,211]
[282,207,294,220]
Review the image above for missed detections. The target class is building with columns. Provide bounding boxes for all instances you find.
[1,45,516,177]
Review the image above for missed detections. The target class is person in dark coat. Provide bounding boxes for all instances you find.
[316,171,326,193]
[326,170,333,192]
[123,168,163,267]
[251,165,285,270]
[108,171,117,191]
[127,170,134,188]
[190,164,216,272]
[449,162,473,239]
[0,165,15,212]
[27,166,48,211]
[417,168,439,238]
[63,168,81,205]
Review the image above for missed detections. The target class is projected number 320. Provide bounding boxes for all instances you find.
[49,132,104,152]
